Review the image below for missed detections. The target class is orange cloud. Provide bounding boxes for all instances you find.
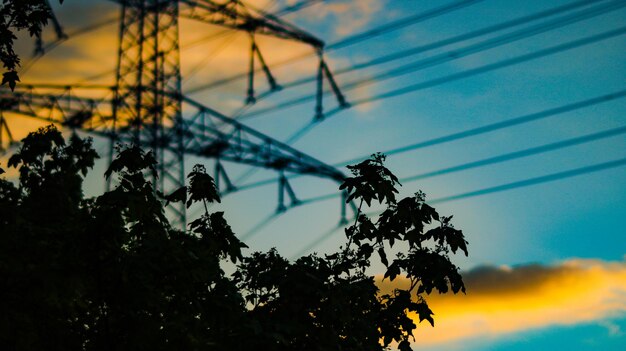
[377,259,626,346]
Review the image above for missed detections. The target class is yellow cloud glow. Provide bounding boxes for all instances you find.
[377,259,626,346]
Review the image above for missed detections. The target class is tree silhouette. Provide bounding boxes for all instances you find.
[0,0,63,90]
[0,126,468,350]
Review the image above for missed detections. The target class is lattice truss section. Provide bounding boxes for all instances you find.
[1,0,352,225]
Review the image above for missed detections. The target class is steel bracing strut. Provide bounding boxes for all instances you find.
[1,0,352,225]
[0,84,352,222]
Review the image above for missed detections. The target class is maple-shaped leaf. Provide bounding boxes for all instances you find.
[8,125,64,167]
[414,302,435,327]
[7,154,21,169]
[424,220,468,256]
[2,71,20,91]
[421,203,439,222]
[340,153,400,207]
[186,164,220,208]
[383,261,401,281]
[104,145,156,179]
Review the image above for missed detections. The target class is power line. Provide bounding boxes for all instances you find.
[275,0,625,145]
[185,0,484,94]
[429,156,626,204]
[273,0,327,16]
[21,16,120,74]
[401,125,626,182]
[263,17,626,147]
[326,0,484,51]
[182,32,239,84]
[325,26,626,116]
[250,0,623,158]
[250,99,626,235]
[241,3,626,119]
[198,0,486,184]
[233,89,626,191]
[239,1,626,169]
[75,28,236,85]
[68,0,319,87]
[337,89,626,165]
[249,0,610,102]
[298,124,626,204]
[294,156,626,256]
[240,212,283,241]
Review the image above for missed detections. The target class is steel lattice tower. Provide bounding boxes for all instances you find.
[113,1,186,221]
[1,0,352,226]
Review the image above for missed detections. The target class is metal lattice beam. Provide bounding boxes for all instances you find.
[0,84,351,219]
[2,0,350,226]
[111,0,187,223]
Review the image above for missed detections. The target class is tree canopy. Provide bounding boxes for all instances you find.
[0,0,63,89]
[0,126,468,350]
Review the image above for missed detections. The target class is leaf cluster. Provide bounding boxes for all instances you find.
[0,0,64,90]
[0,126,248,350]
[0,126,469,351]
[330,152,468,349]
[224,153,468,351]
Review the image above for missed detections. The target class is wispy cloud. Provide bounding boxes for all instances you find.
[284,0,382,38]
[377,258,626,346]
[317,0,382,37]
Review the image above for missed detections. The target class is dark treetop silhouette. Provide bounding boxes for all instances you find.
[0,126,467,350]
[0,1,65,90]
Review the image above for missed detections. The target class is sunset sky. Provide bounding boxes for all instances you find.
[3,0,626,349]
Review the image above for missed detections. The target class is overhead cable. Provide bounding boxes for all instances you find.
[337,89,626,165]
[21,16,119,74]
[251,0,608,98]
[299,125,626,205]
[295,156,626,256]
[185,0,484,94]
[273,0,327,16]
[326,25,626,117]
[234,89,626,191]
[241,3,626,119]
[401,125,626,182]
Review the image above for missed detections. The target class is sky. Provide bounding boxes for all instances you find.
[2,0,626,349]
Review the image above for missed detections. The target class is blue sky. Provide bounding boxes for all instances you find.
[3,0,626,349]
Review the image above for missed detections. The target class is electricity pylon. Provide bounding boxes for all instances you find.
[0,0,351,226]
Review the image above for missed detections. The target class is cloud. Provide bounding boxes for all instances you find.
[377,259,626,346]
[304,0,383,37]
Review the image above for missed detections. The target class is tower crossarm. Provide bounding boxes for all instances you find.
[178,94,345,182]
[6,1,349,224]
[1,85,346,184]
[179,0,324,46]
[0,85,116,136]
[1,84,352,219]
[106,0,324,47]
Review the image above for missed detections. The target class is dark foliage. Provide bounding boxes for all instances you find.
[0,127,468,350]
[0,0,63,90]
